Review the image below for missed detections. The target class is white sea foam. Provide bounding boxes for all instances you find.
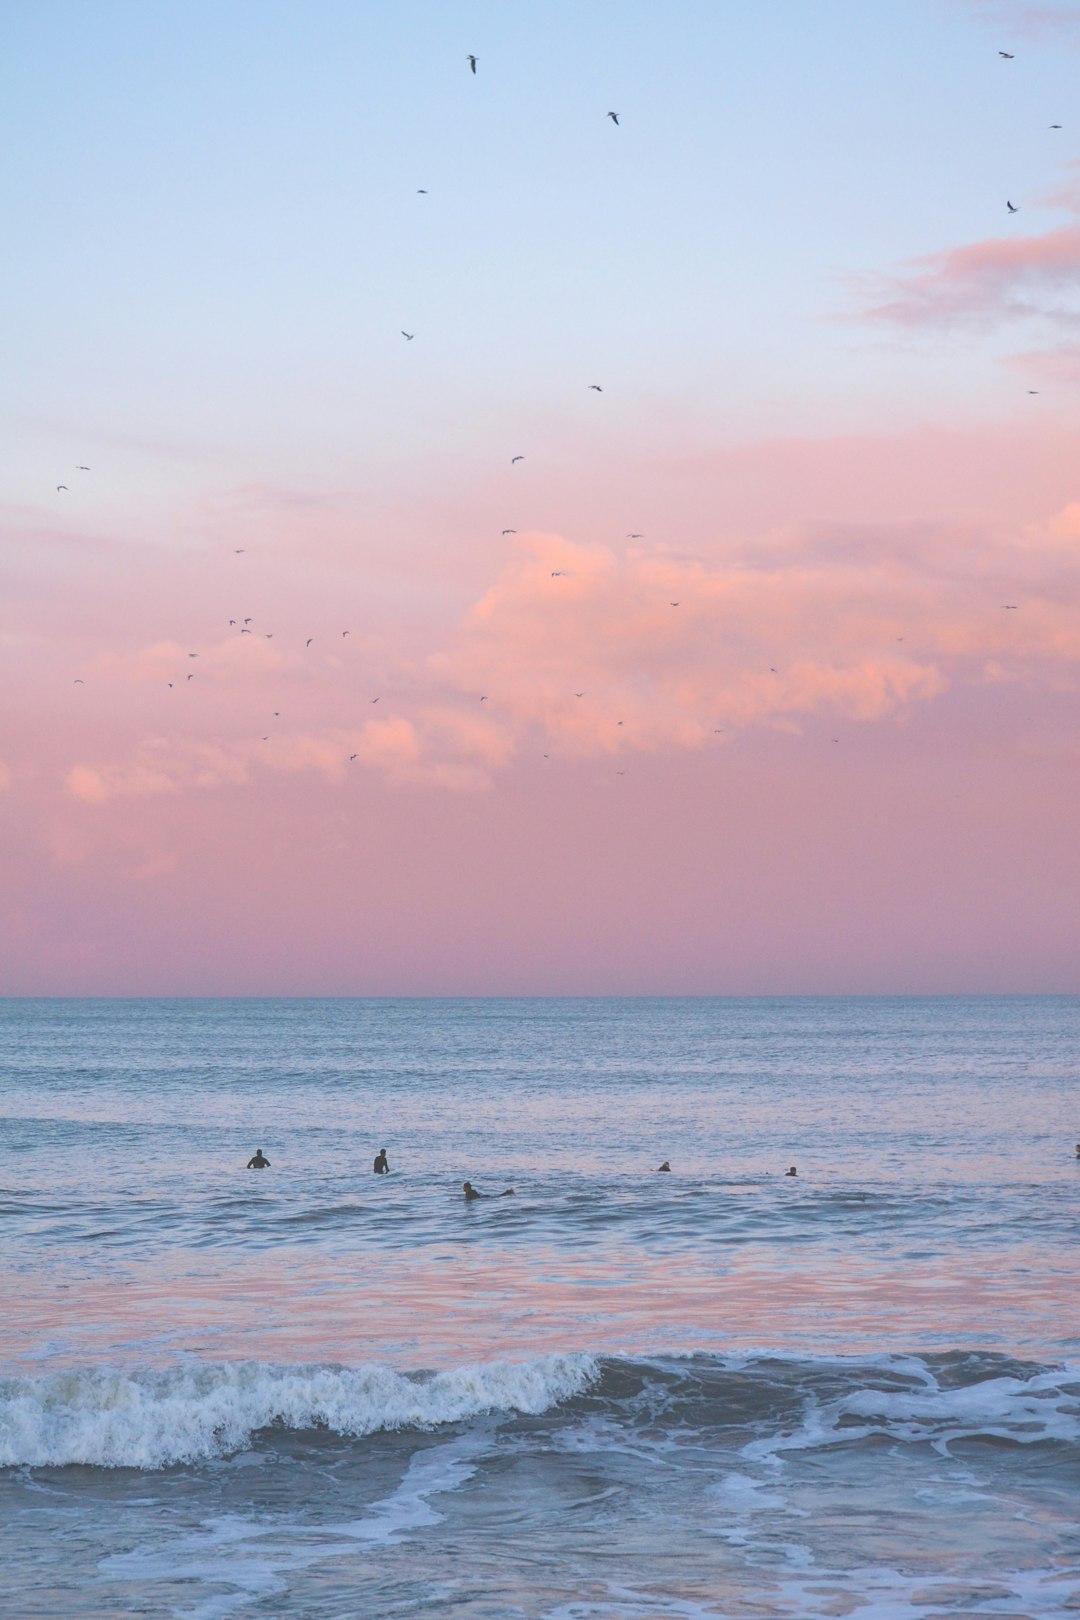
[0,1352,598,1469]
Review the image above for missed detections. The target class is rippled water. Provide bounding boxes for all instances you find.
[2,996,1078,1616]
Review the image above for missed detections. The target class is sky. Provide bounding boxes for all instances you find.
[2,0,1080,995]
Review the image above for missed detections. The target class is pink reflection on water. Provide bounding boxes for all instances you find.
[4,1243,1076,1369]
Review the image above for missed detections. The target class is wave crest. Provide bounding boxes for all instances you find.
[0,1353,599,1470]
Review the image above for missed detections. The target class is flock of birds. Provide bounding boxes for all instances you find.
[59,47,1057,775]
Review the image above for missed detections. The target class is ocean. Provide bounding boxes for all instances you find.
[1,996,1078,1618]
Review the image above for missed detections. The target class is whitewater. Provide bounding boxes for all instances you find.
[1,996,1078,1617]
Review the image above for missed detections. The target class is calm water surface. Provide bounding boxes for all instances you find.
[1,997,1078,1617]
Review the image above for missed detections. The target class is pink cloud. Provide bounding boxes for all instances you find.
[870,221,1080,330]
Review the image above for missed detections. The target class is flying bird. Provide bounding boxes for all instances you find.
[401,331,414,340]
[342,630,350,637]
[240,628,252,634]
[188,652,198,658]
[371,696,380,703]
[998,50,1014,58]
[56,484,68,491]
[511,455,524,463]
[551,570,566,576]
[589,384,603,391]
[607,111,619,125]
[627,533,642,538]
[770,668,779,673]
[76,465,90,471]
[480,695,488,702]
[349,753,358,761]
[234,548,245,553]
[1002,604,1018,609]
[467,54,477,73]
[73,679,83,684]
[1028,390,1039,395]
[1050,124,1063,129]
[501,529,517,535]
[417,188,428,193]
[1006,200,1019,212]
[574,692,585,698]
[244,618,253,624]
[187,673,195,681]
[306,638,314,647]
[670,602,679,607]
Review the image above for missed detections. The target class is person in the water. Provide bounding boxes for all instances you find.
[784,1165,797,1176]
[246,1148,270,1169]
[373,1147,389,1174]
[657,1161,671,1172]
[462,1181,514,1200]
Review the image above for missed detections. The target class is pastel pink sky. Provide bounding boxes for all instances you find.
[3,1,1080,993]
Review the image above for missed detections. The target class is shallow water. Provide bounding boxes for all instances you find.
[2,997,1078,1616]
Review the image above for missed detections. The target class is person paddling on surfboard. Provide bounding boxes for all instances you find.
[462,1181,514,1200]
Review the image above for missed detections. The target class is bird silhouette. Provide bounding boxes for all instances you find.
[76,465,90,471]
[501,529,517,535]
[234,549,245,553]
[607,111,619,125]
[998,50,1014,58]
[349,753,358,761]
[1007,200,1019,213]
[1050,124,1063,129]
[417,188,428,193]
[511,455,524,464]
[56,484,68,491]
[467,54,477,73]
[401,331,414,340]
[73,678,84,684]
[627,532,642,538]
[551,570,566,576]
[589,384,603,391]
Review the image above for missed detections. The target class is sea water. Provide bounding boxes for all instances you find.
[1,996,1078,1618]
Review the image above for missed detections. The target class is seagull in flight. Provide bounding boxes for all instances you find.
[670,601,680,607]
[998,50,1014,58]
[240,628,252,634]
[73,678,84,684]
[401,331,414,340]
[306,638,314,647]
[589,384,603,391]
[76,465,90,471]
[511,455,524,464]
[1002,604,1018,609]
[551,570,566,577]
[244,617,253,624]
[417,188,428,193]
[607,111,619,125]
[56,484,68,491]
[371,696,380,703]
[480,695,488,702]
[234,549,245,553]
[1050,124,1063,129]
[627,532,642,538]
[467,54,477,73]
[342,630,350,637]
[349,753,358,761]
[574,692,585,697]
[501,528,516,535]
[1007,200,1019,213]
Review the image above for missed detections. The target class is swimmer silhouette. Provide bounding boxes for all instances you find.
[246,1148,270,1169]
[784,1165,797,1177]
[373,1147,389,1174]
[657,1161,671,1172]
[462,1181,514,1200]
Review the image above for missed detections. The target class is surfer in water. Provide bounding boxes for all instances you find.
[657,1161,671,1172]
[462,1181,514,1200]
[246,1148,270,1169]
[373,1147,389,1174]
[784,1165,797,1177]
